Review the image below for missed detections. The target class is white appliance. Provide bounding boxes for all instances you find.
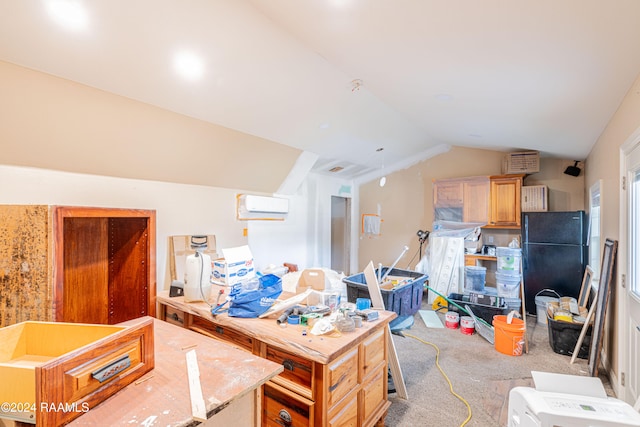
[509,371,640,427]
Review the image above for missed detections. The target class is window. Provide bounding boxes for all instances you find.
[589,180,601,288]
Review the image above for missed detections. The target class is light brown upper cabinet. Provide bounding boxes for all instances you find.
[0,205,156,327]
[487,174,524,228]
[434,175,523,229]
[434,177,490,223]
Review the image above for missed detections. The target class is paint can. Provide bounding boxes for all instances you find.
[445,311,460,329]
[460,316,475,335]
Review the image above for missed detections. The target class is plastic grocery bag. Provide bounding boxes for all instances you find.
[211,274,282,318]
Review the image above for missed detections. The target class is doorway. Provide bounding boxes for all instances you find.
[621,136,640,406]
[331,196,351,275]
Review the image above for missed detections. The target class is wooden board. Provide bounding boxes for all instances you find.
[185,350,207,422]
[588,239,618,377]
[364,261,408,400]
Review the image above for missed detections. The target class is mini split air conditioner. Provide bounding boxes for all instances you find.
[237,194,289,220]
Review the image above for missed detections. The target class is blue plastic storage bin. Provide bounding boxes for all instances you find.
[342,267,427,316]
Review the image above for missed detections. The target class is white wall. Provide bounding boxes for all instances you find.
[248,172,359,274]
[0,165,359,290]
[0,165,248,291]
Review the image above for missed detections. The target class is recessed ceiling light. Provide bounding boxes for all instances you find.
[45,0,89,32]
[174,51,204,81]
[319,122,330,129]
[435,94,453,101]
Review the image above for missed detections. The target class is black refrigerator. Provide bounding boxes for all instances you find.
[521,211,588,314]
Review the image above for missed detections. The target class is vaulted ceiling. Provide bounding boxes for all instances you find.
[2,0,640,180]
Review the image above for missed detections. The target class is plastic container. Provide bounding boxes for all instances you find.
[464,266,486,293]
[547,314,592,359]
[493,315,525,356]
[504,297,522,312]
[445,311,460,329]
[343,267,427,317]
[447,293,510,325]
[460,316,475,335]
[534,289,560,325]
[496,247,522,275]
[496,273,521,298]
[184,252,213,302]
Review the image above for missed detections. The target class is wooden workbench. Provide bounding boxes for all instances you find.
[157,289,396,427]
[67,319,283,426]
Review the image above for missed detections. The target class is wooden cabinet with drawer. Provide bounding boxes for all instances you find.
[156,292,395,427]
[0,316,154,426]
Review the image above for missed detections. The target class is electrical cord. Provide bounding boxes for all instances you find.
[196,252,213,308]
[403,332,472,427]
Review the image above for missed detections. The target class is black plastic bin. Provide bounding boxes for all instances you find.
[447,293,510,325]
[547,315,592,359]
[342,267,427,316]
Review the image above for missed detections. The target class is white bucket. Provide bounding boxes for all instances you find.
[496,273,520,298]
[496,247,522,275]
[534,289,560,325]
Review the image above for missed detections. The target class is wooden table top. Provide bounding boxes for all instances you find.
[157,289,397,365]
[68,319,283,426]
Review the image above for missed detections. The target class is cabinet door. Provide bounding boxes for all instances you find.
[463,180,490,223]
[489,177,522,227]
[433,179,464,208]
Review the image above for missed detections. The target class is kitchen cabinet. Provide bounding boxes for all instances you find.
[434,177,490,223]
[157,291,395,427]
[433,175,523,228]
[0,205,156,327]
[487,175,524,228]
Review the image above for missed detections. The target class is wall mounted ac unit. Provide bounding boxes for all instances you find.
[237,194,289,220]
[502,151,540,174]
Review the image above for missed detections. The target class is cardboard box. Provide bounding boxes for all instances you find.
[212,245,255,286]
[296,269,328,294]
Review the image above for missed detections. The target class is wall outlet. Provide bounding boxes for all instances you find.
[487,236,494,244]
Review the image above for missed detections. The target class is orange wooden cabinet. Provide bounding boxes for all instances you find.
[487,175,524,229]
[157,293,393,427]
[0,317,154,426]
[0,205,156,327]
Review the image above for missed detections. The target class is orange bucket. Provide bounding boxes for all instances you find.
[493,315,525,356]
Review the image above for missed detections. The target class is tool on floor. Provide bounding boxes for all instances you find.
[426,285,493,330]
[464,304,494,344]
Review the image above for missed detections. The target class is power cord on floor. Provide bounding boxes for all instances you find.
[403,332,472,427]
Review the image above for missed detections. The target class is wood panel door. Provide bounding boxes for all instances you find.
[489,176,523,228]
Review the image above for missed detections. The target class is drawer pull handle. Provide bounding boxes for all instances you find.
[92,355,131,383]
[282,359,295,371]
[216,326,224,334]
[278,409,292,426]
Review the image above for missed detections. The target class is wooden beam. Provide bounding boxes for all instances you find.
[364,261,408,400]
[186,349,207,422]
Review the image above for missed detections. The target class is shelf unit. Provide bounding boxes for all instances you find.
[0,205,156,327]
